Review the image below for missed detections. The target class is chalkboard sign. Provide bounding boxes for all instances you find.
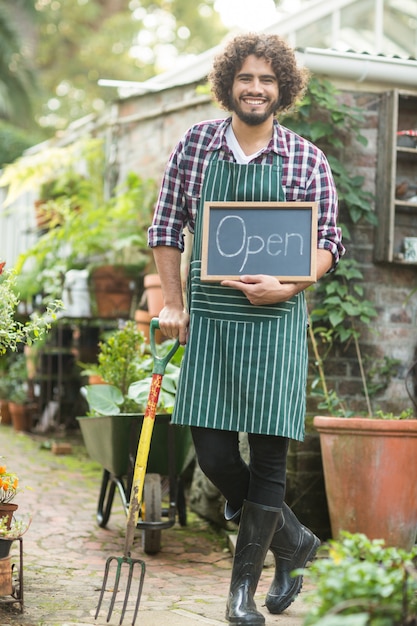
[201,201,318,282]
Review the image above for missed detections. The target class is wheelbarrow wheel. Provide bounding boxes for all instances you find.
[142,473,162,555]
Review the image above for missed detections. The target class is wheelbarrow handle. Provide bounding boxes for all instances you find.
[150,318,180,374]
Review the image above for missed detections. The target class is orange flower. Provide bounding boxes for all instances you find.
[0,461,19,503]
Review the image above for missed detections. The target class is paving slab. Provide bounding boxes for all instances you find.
[0,424,311,626]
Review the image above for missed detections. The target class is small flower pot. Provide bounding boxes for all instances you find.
[0,539,13,559]
[0,503,18,530]
[9,402,33,433]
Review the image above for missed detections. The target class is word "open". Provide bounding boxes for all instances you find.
[215,215,304,272]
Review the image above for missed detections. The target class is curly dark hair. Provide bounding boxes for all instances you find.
[209,33,309,114]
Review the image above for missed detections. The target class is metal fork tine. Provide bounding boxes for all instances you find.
[95,555,146,626]
[106,558,123,622]
[131,560,146,626]
[119,561,134,625]
[95,556,114,619]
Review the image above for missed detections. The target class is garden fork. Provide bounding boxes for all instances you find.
[95,318,179,625]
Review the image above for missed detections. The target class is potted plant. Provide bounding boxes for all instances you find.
[0,460,19,527]
[79,320,148,415]
[0,139,157,313]
[0,459,31,598]
[0,514,31,560]
[77,322,191,553]
[0,262,62,357]
[77,321,188,477]
[297,531,417,626]
[307,259,417,550]
[0,262,62,431]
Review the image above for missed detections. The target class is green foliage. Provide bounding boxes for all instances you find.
[299,532,417,626]
[373,408,414,420]
[32,0,226,130]
[0,265,62,357]
[0,121,40,168]
[310,259,378,345]
[0,2,37,126]
[308,258,378,417]
[281,77,376,228]
[82,321,147,414]
[82,326,184,416]
[128,340,184,414]
[0,138,157,300]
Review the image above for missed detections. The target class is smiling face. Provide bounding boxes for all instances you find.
[230,54,280,126]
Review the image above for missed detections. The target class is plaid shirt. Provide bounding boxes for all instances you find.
[148,117,345,265]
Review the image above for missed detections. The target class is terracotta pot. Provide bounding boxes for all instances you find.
[0,555,12,596]
[0,400,11,425]
[9,402,33,433]
[144,274,164,317]
[0,503,18,530]
[314,416,417,550]
[88,375,106,385]
[89,265,136,319]
[135,309,152,342]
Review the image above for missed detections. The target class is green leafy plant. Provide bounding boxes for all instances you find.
[0,138,157,301]
[81,321,147,414]
[0,513,31,539]
[81,324,184,416]
[127,340,185,414]
[281,77,377,228]
[308,258,378,417]
[0,263,62,356]
[298,532,417,626]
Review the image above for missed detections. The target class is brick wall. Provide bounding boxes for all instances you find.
[105,84,417,416]
[305,91,417,417]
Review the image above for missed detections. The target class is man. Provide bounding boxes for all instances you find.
[148,33,344,626]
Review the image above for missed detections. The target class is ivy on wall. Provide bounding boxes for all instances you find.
[281,76,377,229]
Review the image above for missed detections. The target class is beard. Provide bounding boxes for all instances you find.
[230,95,279,126]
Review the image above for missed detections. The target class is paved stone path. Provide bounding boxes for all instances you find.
[0,423,312,626]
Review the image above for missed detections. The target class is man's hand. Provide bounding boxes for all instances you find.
[159,306,190,345]
[221,274,302,305]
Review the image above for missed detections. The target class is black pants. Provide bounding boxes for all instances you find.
[191,426,289,511]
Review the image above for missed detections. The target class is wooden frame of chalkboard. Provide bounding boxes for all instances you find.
[201,201,318,282]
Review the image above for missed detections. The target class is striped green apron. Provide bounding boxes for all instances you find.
[172,153,308,441]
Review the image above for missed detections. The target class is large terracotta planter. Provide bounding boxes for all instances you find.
[0,400,11,425]
[314,416,417,550]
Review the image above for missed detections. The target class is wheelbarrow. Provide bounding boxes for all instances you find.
[77,332,192,555]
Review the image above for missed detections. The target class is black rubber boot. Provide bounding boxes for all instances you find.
[226,500,281,626]
[224,501,241,525]
[265,502,320,614]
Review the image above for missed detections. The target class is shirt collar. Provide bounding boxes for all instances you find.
[206,117,290,158]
